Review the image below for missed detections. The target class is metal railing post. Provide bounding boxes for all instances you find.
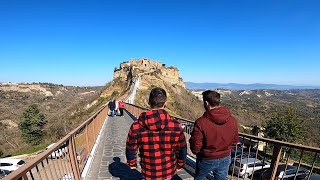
[94,116,98,140]
[93,117,96,140]
[85,124,90,156]
[270,144,282,179]
[68,136,81,180]
[22,174,28,180]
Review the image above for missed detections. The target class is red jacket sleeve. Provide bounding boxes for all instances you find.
[126,123,138,168]
[176,127,187,169]
[189,120,203,155]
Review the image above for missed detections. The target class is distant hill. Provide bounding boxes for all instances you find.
[0,82,107,156]
[186,82,320,90]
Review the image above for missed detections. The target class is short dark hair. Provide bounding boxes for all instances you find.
[202,90,220,107]
[149,87,167,108]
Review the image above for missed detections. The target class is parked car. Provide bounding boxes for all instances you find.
[0,169,6,179]
[231,143,243,157]
[261,164,310,180]
[310,175,320,180]
[0,158,25,173]
[233,152,258,160]
[46,143,66,159]
[229,157,270,178]
[231,143,260,159]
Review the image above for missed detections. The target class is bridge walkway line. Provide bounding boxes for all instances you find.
[86,111,194,180]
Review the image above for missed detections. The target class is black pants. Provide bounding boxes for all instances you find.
[119,108,124,116]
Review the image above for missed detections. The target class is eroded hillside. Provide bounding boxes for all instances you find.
[0,83,106,156]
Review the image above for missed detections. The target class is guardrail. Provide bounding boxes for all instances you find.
[3,105,108,180]
[125,103,320,180]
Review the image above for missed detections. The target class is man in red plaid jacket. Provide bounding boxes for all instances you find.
[126,87,187,180]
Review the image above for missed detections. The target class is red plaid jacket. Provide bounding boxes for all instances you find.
[126,109,187,180]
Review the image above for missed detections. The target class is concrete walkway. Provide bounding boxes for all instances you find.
[86,111,194,180]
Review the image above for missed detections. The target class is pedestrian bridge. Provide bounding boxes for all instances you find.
[85,109,194,180]
[3,104,320,180]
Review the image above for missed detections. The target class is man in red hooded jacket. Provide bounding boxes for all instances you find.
[190,90,239,180]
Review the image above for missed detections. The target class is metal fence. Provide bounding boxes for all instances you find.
[3,105,108,180]
[125,103,320,180]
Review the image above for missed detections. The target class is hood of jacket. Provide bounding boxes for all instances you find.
[139,109,170,131]
[204,106,232,125]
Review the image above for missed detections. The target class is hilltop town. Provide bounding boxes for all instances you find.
[113,58,185,88]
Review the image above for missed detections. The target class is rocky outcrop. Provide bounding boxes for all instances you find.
[0,83,99,97]
[0,83,54,96]
[113,58,185,88]
[0,119,18,128]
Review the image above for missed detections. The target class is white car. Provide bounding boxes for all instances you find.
[46,143,66,159]
[261,164,310,180]
[230,157,270,178]
[0,158,25,172]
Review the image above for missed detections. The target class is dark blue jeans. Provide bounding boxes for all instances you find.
[195,156,231,180]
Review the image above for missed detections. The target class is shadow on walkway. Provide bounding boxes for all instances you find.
[171,174,183,180]
[109,157,143,180]
[108,157,185,180]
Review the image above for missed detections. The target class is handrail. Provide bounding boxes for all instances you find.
[239,132,320,152]
[124,102,195,123]
[124,102,149,111]
[4,104,108,180]
[5,135,71,180]
[124,103,320,180]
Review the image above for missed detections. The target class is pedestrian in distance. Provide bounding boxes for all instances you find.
[108,99,116,117]
[126,87,187,180]
[190,90,239,180]
[118,100,125,116]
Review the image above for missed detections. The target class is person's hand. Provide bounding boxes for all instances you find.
[130,166,137,170]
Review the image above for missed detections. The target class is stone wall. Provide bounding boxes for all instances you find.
[161,67,178,80]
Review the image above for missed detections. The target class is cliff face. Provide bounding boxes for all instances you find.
[110,58,202,120]
[113,58,185,88]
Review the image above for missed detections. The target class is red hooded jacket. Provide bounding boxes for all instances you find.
[189,106,239,160]
[118,101,125,108]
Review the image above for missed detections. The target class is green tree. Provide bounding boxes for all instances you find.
[264,108,304,143]
[19,104,47,145]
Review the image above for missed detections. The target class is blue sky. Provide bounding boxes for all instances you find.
[0,0,320,86]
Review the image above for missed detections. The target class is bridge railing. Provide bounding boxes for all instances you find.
[4,105,108,180]
[124,103,320,180]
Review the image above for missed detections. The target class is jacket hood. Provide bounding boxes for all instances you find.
[204,106,232,125]
[139,109,170,131]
